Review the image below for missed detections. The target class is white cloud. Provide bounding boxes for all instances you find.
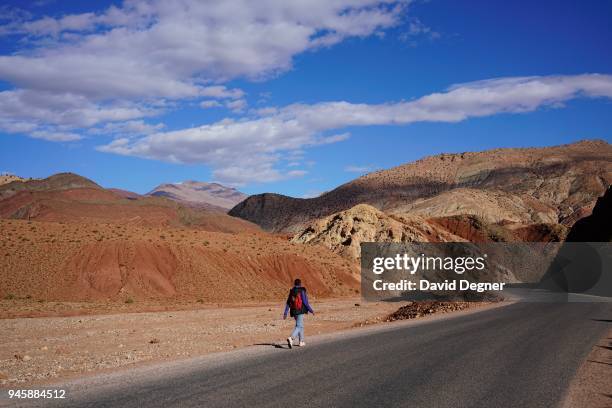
[0,89,157,141]
[399,17,439,43]
[345,164,374,173]
[0,0,406,141]
[200,86,245,100]
[87,120,165,137]
[0,0,405,104]
[0,90,154,128]
[98,74,612,184]
[301,190,323,198]
[312,132,351,145]
[225,98,248,113]
[97,115,315,184]
[200,100,223,109]
[30,129,82,142]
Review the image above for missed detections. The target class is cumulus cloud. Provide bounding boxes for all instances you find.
[0,0,406,143]
[0,89,157,140]
[98,74,612,184]
[0,0,405,104]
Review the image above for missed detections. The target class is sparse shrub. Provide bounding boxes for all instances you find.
[125,297,134,304]
[196,299,204,303]
[4,293,15,300]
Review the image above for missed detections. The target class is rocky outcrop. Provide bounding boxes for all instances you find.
[0,173,27,186]
[291,204,464,259]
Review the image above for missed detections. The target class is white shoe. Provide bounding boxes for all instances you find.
[287,337,293,349]
[298,341,306,347]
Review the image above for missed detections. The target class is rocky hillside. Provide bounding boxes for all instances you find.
[293,204,569,260]
[291,204,464,259]
[0,219,358,302]
[388,188,558,224]
[0,172,99,200]
[148,181,247,211]
[230,140,611,232]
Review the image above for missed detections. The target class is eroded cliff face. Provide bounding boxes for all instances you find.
[230,140,612,233]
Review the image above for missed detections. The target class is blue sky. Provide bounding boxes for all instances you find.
[0,0,611,197]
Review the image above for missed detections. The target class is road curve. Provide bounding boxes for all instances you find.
[6,302,611,408]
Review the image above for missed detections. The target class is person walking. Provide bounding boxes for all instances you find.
[283,278,314,348]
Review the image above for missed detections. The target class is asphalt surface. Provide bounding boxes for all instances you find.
[5,302,611,408]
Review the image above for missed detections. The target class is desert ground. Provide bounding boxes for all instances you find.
[0,298,469,386]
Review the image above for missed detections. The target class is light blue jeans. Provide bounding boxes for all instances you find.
[290,313,305,342]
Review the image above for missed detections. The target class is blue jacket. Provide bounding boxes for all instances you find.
[283,286,314,318]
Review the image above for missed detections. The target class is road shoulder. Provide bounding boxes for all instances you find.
[562,328,612,408]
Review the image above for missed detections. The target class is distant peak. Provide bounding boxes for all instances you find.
[146,180,248,209]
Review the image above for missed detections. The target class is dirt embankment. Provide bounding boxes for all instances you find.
[0,219,359,304]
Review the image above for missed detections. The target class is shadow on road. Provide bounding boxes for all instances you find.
[253,343,287,349]
[591,319,612,323]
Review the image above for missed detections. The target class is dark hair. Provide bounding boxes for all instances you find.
[294,278,301,286]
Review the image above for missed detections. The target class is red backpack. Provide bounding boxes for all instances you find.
[290,287,303,313]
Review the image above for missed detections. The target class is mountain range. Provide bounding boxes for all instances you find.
[230,140,611,258]
[0,173,253,233]
[1,139,610,302]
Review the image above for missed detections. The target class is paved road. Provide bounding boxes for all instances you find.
[6,302,611,408]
